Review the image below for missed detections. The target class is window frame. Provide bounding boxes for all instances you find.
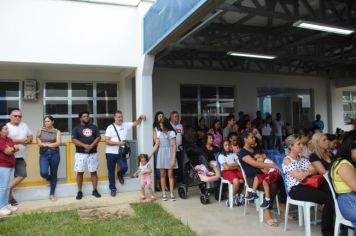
[0,80,21,121]
[43,81,119,133]
[180,84,235,127]
[342,90,356,125]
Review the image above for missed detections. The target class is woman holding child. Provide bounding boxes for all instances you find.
[282,134,333,236]
[238,131,280,227]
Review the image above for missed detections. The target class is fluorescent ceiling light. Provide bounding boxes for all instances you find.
[227,51,276,59]
[293,20,354,35]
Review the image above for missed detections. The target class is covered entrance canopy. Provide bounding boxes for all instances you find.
[145,0,356,77]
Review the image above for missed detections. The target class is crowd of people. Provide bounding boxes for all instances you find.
[0,108,355,236]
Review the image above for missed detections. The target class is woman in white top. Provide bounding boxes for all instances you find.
[282,134,334,236]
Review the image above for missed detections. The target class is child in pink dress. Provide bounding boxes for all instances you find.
[135,154,156,202]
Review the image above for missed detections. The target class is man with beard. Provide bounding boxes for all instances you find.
[72,111,101,200]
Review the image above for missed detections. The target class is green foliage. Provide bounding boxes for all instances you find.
[0,203,196,236]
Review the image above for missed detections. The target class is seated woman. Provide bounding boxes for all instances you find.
[238,131,280,227]
[218,139,244,207]
[330,139,356,227]
[309,133,334,175]
[282,134,334,236]
[202,133,219,165]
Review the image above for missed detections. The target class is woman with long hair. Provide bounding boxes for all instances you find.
[208,119,223,148]
[330,139,356,227]
[36,116,61,201]
[282,134,334,235]
[238,131,280,226]
[309,133,334,175]
[154,117,177,201]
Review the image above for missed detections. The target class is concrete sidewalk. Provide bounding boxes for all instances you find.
[6,190,322,236]
[159,188,322,236]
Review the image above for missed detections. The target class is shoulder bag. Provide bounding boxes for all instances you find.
[112,124,131,158]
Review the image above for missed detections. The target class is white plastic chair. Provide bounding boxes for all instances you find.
[237,159,280,223]
[279,165,318,236]
[323,173,355,236]
[215,155,234,208]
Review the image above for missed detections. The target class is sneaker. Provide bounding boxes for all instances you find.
[260,199,271,209]
[245,192,259,201]
[0,207,11,216]
[110,190,117,197]
[117,172,124,184]
[162,193,168,201]
[170,193,176,201]
[92,189,101,198]
[7,204,17,212]
[8,198,18,206]
[234,195,244,206]
[76,191,83,200]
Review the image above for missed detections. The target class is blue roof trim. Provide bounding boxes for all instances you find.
[143,0,208,54]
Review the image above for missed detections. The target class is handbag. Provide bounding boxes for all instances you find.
[300,174,324,189]
[112,124,131,158]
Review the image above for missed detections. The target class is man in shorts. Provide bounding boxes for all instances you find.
[72,111,101,200]
[7,109,33,206]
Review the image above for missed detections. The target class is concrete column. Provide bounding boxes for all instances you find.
[135,55,154,154]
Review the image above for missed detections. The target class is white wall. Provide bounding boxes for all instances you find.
[153,68,330,131]
[0,0,140,67]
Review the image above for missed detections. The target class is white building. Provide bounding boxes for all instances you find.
[0,0,355,200]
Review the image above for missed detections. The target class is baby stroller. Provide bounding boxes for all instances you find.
[177,144,220,204]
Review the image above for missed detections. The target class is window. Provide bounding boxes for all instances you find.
[342,91,356,124]
[0,82,20,123]
[44,82,118,132]
[180,85,235,127]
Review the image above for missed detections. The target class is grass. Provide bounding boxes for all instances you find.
[0,203,197,236]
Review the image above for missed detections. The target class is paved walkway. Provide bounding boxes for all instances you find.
[7,190,322,236]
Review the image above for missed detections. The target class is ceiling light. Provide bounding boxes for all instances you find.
[227,51,276,59]
[293,20,354,35]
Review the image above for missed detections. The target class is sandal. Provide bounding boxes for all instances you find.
[140,195,146,201]
[49,195,57,202]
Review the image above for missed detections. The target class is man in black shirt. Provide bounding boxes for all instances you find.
[72,111,101,200]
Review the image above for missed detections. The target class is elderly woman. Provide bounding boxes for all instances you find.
[330,139,356,227]
[238,131,280,227]
[0,123,18,216]
[282,134,333,236]
[309,133,334,175]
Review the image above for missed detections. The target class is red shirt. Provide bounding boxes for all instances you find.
[0,136,16,168]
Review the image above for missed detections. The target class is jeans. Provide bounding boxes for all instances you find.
[106,153,127,191]
[0,167,14,209]
[262,135,271,149]
[39,149,60,195]
[338,192,356,227]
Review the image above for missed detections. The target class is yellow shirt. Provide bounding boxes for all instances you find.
[332,160,355,194]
